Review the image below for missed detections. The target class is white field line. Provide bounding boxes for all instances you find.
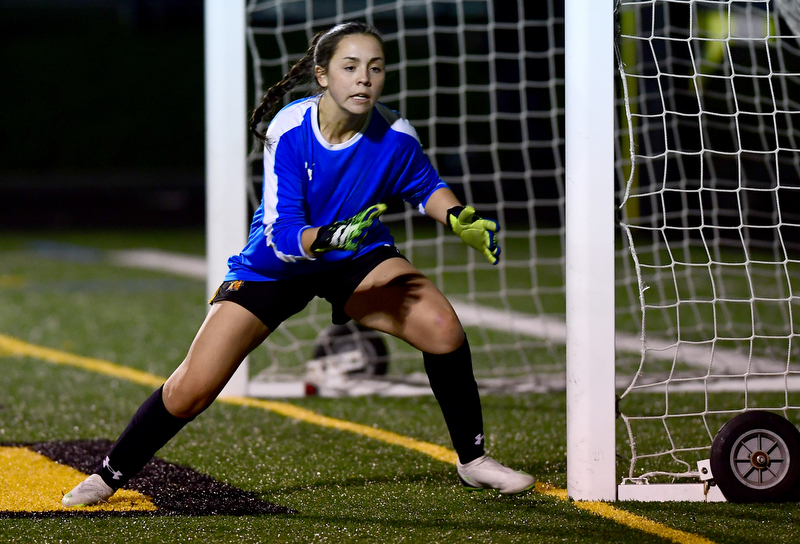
[109,249,208,279]
[110,249,789,380]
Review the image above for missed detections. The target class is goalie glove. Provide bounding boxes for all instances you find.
[310,203,388,254]
[447,205,501,265]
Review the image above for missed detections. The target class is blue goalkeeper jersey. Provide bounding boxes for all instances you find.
[225,95,448,281]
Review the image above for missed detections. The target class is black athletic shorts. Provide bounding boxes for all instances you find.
[209,244,407,330]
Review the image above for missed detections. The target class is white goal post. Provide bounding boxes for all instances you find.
[564,0,616,501]
[204,0,249,397]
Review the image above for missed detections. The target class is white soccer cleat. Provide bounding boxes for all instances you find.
[62,474,115,507]
[457,455,536,495]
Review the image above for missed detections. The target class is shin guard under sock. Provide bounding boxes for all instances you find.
[96,385,194,489]
[423,337,485,464]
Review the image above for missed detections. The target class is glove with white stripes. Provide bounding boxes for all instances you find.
[447,205,501,265]
[311,203,388,253]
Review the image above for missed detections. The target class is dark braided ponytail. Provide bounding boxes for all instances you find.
[249,21,384,147]
[248,34,321,147]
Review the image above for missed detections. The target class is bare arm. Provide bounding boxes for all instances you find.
[300,227,320,257]
[424,187,462,225]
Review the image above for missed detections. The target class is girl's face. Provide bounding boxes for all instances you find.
[316,34,386,119]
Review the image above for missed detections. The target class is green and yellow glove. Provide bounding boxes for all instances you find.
[447,205,501,265]
[311,203,388,253]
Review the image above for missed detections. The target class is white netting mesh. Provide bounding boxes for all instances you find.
[616,0,800,482]
[245,0,567,390]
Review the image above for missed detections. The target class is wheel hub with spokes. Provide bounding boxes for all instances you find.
[731,429,789,489]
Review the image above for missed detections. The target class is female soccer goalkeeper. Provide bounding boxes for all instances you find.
[63,21,534,507]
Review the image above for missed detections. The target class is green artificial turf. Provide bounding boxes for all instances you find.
[1,229,799,543]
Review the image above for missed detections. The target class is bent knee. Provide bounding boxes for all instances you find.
[162,378,214,419]
[418,310,465,354]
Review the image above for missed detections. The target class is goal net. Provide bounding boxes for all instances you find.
[244,0,567,396]
[615,0,800,487]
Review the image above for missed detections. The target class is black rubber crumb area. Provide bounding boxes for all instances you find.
[1,440,294,517]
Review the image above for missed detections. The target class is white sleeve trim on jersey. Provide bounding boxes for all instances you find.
[297,225,315,260]
[375,103,422,144]
[262,100,316,263]
[417,182,450,214]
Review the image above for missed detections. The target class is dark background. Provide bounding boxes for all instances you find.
[1,0,205,228]
[2,1,562,232]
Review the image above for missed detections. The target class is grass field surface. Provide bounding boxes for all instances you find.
[1,229,800,543]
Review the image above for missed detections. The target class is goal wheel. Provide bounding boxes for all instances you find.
[312,322,389,376]
[710,411,800,502]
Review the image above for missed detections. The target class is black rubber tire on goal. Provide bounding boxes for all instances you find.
[312,322,389,376]
[710,410,800,503]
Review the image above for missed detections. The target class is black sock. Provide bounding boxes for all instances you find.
[96,385,194,489]
[423,336,485,464]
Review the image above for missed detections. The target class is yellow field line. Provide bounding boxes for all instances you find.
[224,396,457,464]
[0,332,716,544]
[0,334,163,389]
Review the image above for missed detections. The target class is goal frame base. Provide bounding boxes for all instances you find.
[617,483,726,502]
